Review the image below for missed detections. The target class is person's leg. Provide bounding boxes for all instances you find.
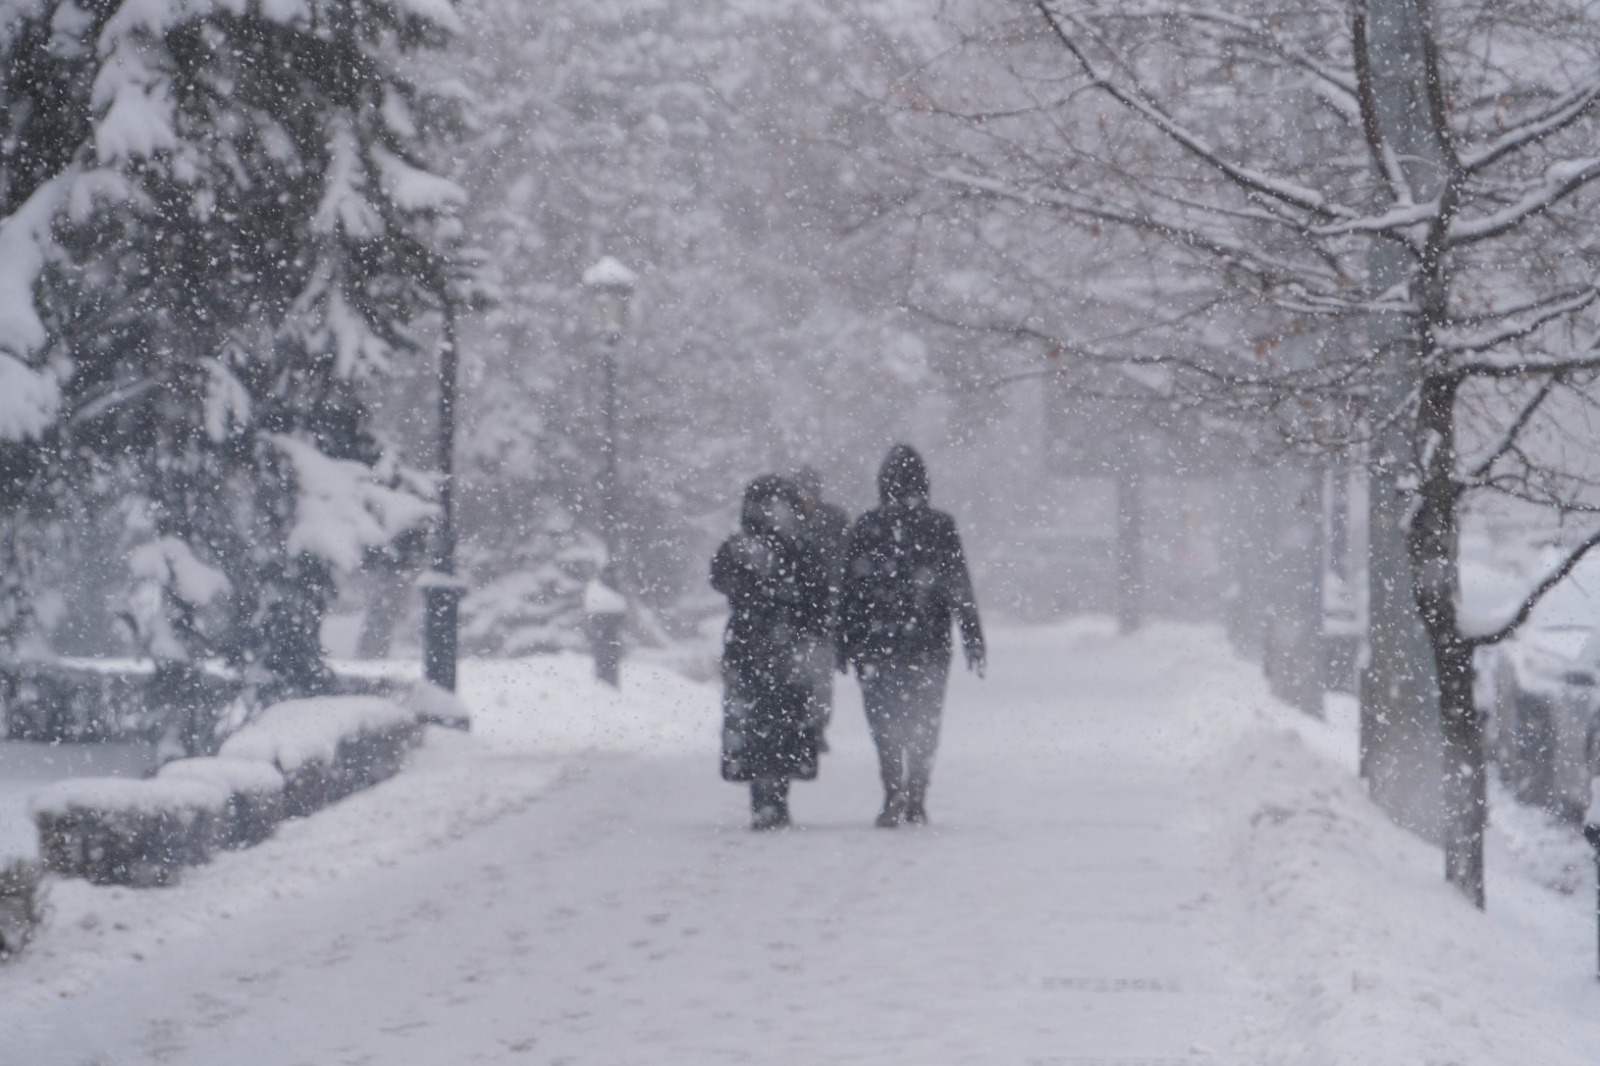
[750,775,790,830]
[901,656,951,824]
[860,662,913,827]
[802,635,835,751]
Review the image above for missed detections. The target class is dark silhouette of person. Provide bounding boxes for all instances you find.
[792,465,851,748]
[711,475,831,829]
[837,445,985,827]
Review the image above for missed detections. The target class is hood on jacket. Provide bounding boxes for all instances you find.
[741,474,804,539]
[877,444,929,507]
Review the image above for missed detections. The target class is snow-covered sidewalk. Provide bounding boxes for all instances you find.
[2,623,1599,1064]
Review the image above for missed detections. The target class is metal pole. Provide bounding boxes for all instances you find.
[1586,820,1600,979]
[423,303,462,694]
[600,328,619,580]
[592,328,624,687]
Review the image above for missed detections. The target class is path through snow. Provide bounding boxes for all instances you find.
[3,623,1599,1064]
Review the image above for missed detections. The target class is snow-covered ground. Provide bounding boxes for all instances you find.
[1,622,1598,1063]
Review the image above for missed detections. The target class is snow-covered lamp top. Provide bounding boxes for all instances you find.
[583,256,637,336]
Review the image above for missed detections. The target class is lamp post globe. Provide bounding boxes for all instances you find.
[583,255,637,338]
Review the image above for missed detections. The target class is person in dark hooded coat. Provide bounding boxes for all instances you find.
[837,444,985,827]
[711,475,831,829]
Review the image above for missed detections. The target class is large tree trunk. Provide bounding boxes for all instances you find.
[1359,0,1450,852]
[1359,444,1444,843]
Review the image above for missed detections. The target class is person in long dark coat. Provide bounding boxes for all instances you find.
[711,475,831,830]
[837,445,985,827]
[792,466,851,749]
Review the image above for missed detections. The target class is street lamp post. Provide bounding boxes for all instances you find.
[422,301,466,695]
[582,256,636,687]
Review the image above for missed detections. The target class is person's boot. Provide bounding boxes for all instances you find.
[753,804,789,830]
[875,787,905,828]
[902,784,928,825]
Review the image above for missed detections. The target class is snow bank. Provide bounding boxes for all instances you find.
[1153,626,1600,1064]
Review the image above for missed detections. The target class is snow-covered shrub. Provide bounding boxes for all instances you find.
[218,696,421,818]
[158,757,286,850]
[0,860,45,961]
[0,659,244,748]
[1,661,158,743]
[31,777,228,887]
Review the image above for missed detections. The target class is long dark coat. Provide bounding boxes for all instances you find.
[837,445,985,669]
[712,477,830,782]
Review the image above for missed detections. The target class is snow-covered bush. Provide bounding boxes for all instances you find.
[0,661,158,743]
[218,696,422,817]
[0,859,45,961]
[31,777,228,887]
[157,757,286,850]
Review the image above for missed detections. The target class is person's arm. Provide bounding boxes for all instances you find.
[710,539,739,597]
[712,534,775,602]
[940,518,986,676]
[833,522,866,672]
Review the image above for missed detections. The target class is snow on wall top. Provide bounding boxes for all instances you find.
[157,756,285,795]
[218,696,415,772]
[29,775,228,818]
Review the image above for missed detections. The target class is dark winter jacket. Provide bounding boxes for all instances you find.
[837,445,985,668]
[712,476,830,781]
[800,498,850,614]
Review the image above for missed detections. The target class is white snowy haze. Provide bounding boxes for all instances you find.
[11,0,1600,1061]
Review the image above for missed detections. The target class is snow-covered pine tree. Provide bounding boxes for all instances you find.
[0,0,465,742]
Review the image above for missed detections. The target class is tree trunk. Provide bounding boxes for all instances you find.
[1410,370,1485,907]
[1436,637,1487,907]
[1223,471,1270,662]
[1360,0,1449,848]
[1263,458,1326,717]
[1116,465,1144,634]
[1360,443,1444,843]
